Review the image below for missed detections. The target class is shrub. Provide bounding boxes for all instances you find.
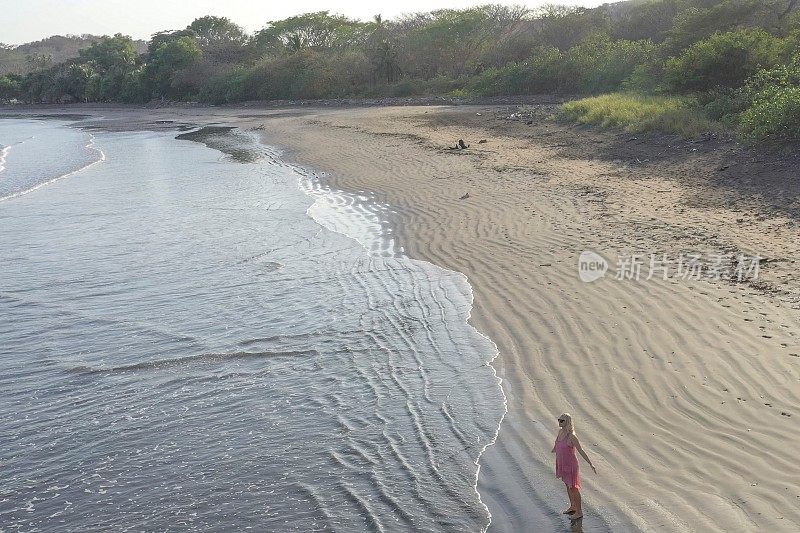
[665,28,787,92]
[241,50,372,101]
[463,47,571,96]
[199,67,249,103]
[738,59,800,141]
[464,63,534,96]
[741,58,800,96]
[389,79,423,97]
[620,61,666,92]
[568,33,657,93]
[527,46,572,93]
[663,0,784,54]
[739,85,800,141]
[699,88,749,123]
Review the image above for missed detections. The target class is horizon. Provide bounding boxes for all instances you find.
[1,0,608,46]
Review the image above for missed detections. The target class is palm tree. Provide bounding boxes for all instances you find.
[374,39,401,83]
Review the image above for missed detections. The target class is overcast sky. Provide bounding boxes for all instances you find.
[1,0,608,45]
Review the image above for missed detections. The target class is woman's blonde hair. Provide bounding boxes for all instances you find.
[560,413,575,434]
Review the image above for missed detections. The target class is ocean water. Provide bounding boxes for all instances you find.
[0,118,505,531]
[0,118,103,201]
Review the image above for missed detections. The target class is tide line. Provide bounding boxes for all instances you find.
[284,148,508,532]
[0,145,10,174]
[0,135,36,175]
[0,133,105,202]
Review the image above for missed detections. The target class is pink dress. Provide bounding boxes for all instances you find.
[554,436,581,489]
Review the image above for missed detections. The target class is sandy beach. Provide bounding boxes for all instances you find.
[252,104,800,532]
[5,103,799,531]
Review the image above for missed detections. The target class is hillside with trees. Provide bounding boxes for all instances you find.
[0,35,147,76]
[1,1,799,141]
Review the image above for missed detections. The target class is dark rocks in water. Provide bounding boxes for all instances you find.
[478,139,488,144]
[176,126,236,141]
[176,126,261,163]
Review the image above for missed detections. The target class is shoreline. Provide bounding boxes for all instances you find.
[4,105,799,531]
[275,139,511,532]
[252,108,635,532]
[147,121,513,529]
[0,117,106,202]
[246,105,800,532]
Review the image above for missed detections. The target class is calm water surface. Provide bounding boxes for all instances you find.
[0,118,505,532]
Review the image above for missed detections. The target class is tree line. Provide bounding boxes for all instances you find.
[1,1,799,140]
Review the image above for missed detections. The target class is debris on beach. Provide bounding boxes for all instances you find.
[498,104,561,124]
[478,139,488,144]
[449,139,470,150]
[459,192,470,200]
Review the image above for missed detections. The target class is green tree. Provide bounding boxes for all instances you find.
[399,8,506,79]
[143,36,202,99]
[663,0,787,54]
[365,14,401,83]
[533,5,610,51]
[78,34,137,71]
[188,16,247,48]
[254,12,369,52]
[568,33,657,93]
[25,53,52,71]
[665,28,787,91]
[148,29,197,55]
[0,73,23,100]
[612,0,679,42]
[63,63,97,101]
[75,34,140,101]
[23,69,56,102]
[371,40,401,82]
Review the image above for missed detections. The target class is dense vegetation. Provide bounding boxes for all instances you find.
[1,1,799,141]
[0,35,147,76]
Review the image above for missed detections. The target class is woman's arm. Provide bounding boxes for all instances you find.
[570,434,597,474]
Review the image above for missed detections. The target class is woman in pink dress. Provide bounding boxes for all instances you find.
[552,413,597,520]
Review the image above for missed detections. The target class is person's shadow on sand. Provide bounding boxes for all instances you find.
[570,516,583,533]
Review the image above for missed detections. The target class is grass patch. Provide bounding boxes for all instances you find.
[562,92,716,137]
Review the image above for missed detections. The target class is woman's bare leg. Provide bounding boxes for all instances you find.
[568,488,582,519]
[563,484,576,513]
